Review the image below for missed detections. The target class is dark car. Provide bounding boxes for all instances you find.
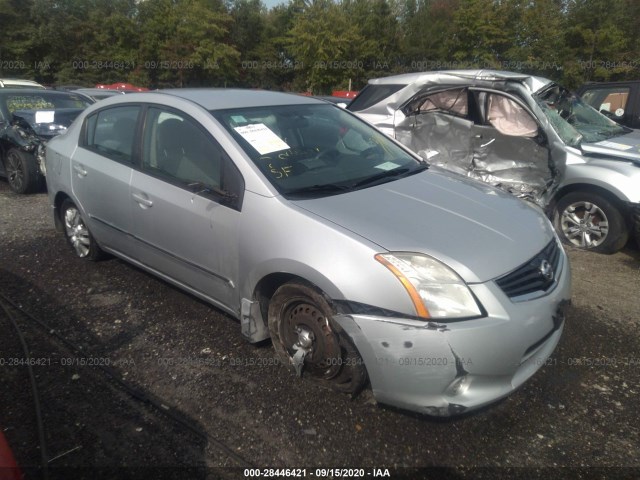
[0,88,94,193]
[577,80,640,129]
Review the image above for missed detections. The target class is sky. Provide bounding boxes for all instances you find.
[263,0,288,9]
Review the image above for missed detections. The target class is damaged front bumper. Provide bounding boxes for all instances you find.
[334,250,571,417]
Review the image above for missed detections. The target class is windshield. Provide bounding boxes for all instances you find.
[212,104,425,198]
[534,85,627,147]
[5,92,92,114]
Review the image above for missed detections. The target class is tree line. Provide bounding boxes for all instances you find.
[0,0,638,94]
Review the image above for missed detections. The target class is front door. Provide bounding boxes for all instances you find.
[129,106,244,313]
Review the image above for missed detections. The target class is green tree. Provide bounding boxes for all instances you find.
[449,0,511,67]
[343,0,401,79]
[502,0,566,78]
[562,0,631,86]
[136,0,239,88]
[287,0,367,94]
[399,0,459,71]
[0,0,40,79]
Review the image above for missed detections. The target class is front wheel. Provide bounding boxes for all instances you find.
[268,281,367,394]
[60,199,104,260]
[5,148,42,194]
[554,191,628,253]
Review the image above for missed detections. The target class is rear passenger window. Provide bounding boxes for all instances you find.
[84,106,140,163]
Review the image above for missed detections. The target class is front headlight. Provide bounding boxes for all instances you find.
[375,253,482,320]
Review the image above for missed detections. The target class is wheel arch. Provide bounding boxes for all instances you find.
[53,191,72,232]
[252,270,340,334]
[552,182,629,215]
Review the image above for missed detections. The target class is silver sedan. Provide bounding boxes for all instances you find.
[45,89,571,416]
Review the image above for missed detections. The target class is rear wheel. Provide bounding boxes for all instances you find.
[268,281,367,394]
[554,191,628,253]
[5,148,42,194]
[61,199,104,260]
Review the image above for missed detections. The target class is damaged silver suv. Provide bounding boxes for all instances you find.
[349,70,640,253]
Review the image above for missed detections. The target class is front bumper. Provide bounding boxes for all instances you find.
[335,248,572,416]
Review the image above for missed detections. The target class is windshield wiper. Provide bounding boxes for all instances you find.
[352,163,428,189]
[285,184,351,198]
[284,183,350,197]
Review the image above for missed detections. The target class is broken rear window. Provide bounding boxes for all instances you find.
[347,84,404,112]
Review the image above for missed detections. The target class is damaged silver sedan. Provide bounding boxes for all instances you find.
[349,70,640,253]
[45,90,571,416]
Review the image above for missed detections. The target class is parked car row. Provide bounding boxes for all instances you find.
[1,71,637,417]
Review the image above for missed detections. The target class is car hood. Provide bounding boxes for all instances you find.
[12,108,85,139]
[292,169,555,283]
[582,129,640,165]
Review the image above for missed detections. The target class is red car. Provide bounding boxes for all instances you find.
[95,82,149,92]
[0,430,22,480]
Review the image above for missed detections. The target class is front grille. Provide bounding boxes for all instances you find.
[495,240,562,299]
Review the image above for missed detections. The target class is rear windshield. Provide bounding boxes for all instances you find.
[347,84,404,112]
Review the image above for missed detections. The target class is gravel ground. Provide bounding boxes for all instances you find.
[1,180,639,479]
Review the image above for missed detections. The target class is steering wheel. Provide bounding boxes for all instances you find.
[360,145,385,161]
[305,148,339,169]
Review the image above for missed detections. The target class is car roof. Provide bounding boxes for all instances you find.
[152,88,324,110]
[73,88,125,95]
[0,88,91,97]
[368,69,553,93]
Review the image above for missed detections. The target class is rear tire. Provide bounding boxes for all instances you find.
[5,148,42,194]
[268,281,367,394]
[554,191,628,254]
[60,199,104,261]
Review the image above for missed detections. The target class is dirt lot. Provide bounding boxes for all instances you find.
[1,180,639,479]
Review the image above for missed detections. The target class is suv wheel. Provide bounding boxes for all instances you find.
[554,191,628,253]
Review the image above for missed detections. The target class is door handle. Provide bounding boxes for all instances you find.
[73,164,87,177]
[132,193,153,208]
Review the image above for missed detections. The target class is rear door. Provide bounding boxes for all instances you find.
[468,90,551,201]
[71,105,140,254]
[129,106,245,312]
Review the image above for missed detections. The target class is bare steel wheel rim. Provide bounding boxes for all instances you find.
[64,207,91,257]
[280,299,342,378]
[560,201,609,248]
[6,151,24,191]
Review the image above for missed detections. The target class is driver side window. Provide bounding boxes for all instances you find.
[143,107,221,188]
